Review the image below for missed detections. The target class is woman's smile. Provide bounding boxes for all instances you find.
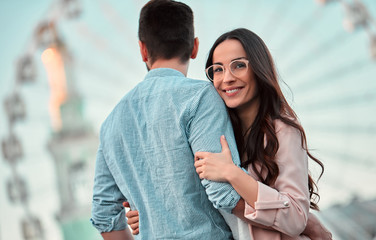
[223,87,243,96]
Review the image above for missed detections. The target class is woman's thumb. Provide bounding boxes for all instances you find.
[220,135,230,153]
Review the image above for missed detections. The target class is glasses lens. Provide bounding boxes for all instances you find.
[206,65,224,81]
[206,66,214,81]
[230,60,248,77]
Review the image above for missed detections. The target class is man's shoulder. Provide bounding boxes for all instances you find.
[175,76,212,89]
[183,78,218,94]
[159,75,218,101]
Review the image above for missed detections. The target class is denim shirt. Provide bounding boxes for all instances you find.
[91,68,241,239]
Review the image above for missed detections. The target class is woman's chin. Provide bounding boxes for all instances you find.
[224,102,239,109]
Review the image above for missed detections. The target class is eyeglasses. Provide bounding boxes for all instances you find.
[205,58,249,82]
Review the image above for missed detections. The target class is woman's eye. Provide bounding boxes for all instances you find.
[235,62,246,69]
[213,67,223,73]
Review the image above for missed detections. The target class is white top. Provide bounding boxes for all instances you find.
[219,209,252,240]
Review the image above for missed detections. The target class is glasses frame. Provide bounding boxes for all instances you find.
[205,58,249,82]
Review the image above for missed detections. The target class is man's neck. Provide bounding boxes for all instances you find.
[150,58,189,76]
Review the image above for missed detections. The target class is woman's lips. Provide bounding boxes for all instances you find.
[223,87,242,97]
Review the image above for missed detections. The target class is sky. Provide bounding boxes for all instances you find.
[1,0,376,239]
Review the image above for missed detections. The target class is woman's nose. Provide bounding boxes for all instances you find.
[222,69,235,83]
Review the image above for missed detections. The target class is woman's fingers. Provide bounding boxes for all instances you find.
[132,227,139,235]
[130,222,139,231]
[126,211,139,224]
[123,203,140,235]
[194,158,205,167]
[195,165,207,179]
[194,160,206,177]
[124,208,139,235]
[195,165,201,174]
[194,151,210,161]
[126,211,139,220]
[123,201,139,234]
[126,210,139,218]
[127,215,139,226]
[123,201,130,208]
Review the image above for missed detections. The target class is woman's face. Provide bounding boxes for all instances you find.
[212,39,258,111]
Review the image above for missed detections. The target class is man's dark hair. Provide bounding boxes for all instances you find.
[139,0,194,65]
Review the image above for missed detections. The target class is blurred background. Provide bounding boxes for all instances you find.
[1,0,375,239]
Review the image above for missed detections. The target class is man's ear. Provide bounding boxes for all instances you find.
[139,40,148,62]
[190,37,199,59]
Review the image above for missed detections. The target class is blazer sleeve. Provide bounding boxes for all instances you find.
[243,120,310,237]
[187,83,241,213]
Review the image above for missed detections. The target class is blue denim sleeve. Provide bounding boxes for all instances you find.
[188,84,241,213]
[91,146,127,233]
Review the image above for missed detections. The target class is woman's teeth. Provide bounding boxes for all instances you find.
[226,88,240,93]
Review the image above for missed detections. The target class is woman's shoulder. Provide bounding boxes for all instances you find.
[273,117,301,137]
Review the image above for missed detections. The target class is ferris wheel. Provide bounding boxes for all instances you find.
[1,0,375,239]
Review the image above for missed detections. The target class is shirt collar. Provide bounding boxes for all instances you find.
[145,68,185,80]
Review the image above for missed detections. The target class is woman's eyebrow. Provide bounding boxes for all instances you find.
[232,57,247,61]
[213,57,247,65]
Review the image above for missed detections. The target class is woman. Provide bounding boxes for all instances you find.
[126,28,330,239]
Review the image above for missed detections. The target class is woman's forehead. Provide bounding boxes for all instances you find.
[213,39,246,63]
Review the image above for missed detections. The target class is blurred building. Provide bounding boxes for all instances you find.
[42,39,100,240]
[318,197,376,240]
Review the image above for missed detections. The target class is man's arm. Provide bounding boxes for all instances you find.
[91,146,127,234]
[101,229,134,240]
[302,212,333,240]
[188,84,241,212]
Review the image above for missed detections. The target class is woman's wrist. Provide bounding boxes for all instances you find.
[225,164,242,183]
[225,164,258,208]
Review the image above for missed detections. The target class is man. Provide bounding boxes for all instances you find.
[91,0,241,239]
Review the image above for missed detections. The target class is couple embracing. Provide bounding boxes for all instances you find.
[91,1,331,239]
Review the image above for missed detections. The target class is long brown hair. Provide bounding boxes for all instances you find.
[206,28,324,210]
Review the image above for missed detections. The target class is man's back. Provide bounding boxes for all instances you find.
[92,68,240,239]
